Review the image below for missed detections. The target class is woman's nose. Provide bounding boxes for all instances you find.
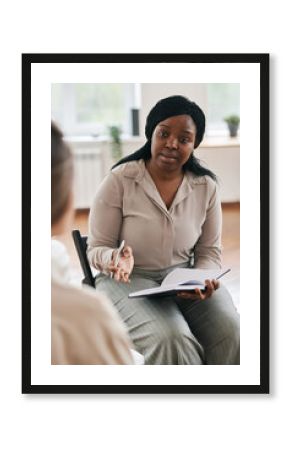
[166,136,178,149]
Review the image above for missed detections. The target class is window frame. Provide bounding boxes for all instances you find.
[51,83,139,137]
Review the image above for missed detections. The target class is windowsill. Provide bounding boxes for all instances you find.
[200,136,240,148]
[65,134,142,143]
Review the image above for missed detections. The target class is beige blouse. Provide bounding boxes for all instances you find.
[51,240,133,365]
[87,159,222,271]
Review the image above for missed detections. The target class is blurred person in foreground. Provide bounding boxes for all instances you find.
[51,120,134,364]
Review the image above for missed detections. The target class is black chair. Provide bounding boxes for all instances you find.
[72,229,96,288]
[72,229,145,364]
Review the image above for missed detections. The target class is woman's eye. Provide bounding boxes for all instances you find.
[180,137,189,144]
[160,131,168,138]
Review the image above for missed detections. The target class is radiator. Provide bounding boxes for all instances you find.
[69,137,144,209]
[73,149,103,209]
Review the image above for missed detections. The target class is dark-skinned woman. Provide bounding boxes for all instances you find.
[87,95,240,365]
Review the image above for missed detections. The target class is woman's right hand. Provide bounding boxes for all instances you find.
[108,245,134,283]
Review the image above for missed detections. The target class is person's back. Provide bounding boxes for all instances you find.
[51,121,134,365]
[52,279,133,365]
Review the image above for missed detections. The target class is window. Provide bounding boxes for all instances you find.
[206,83,240,136]
[51,83,138,137]
[51,83,239,139]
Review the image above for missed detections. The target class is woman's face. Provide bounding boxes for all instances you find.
[150,114,196,173]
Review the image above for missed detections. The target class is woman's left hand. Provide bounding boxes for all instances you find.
[177,279,220,301]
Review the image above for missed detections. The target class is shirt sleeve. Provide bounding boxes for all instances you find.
[193,181,222,269]
[87,172,123,271]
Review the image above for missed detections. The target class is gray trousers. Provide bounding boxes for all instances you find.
[95,266,240,365]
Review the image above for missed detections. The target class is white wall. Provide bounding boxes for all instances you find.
[196,144,240,202]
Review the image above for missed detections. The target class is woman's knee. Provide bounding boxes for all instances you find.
[145,322,204,365]
[210,287,240,345]
[226,313,240,363]
[205,312,240,364]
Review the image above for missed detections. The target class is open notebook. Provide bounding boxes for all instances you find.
[129,268,231,299]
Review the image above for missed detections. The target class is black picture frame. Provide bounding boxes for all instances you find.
[22,53,269,394]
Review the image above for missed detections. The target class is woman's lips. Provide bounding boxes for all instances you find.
[159,153,178,162]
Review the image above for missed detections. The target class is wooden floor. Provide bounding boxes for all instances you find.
[59,202,240,309]
[220,203,240,309]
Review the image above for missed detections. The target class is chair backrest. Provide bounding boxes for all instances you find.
[72,229,96,288]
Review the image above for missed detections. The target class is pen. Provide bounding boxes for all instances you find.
[200,268,231,293]
[110,240,125,278]
[215,268,231,280]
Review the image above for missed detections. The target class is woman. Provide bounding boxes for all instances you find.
[87,95,240,365]
[51,121,133,364]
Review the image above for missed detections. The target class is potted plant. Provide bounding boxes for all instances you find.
[108,125,122,161]
[224,115,240,137]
